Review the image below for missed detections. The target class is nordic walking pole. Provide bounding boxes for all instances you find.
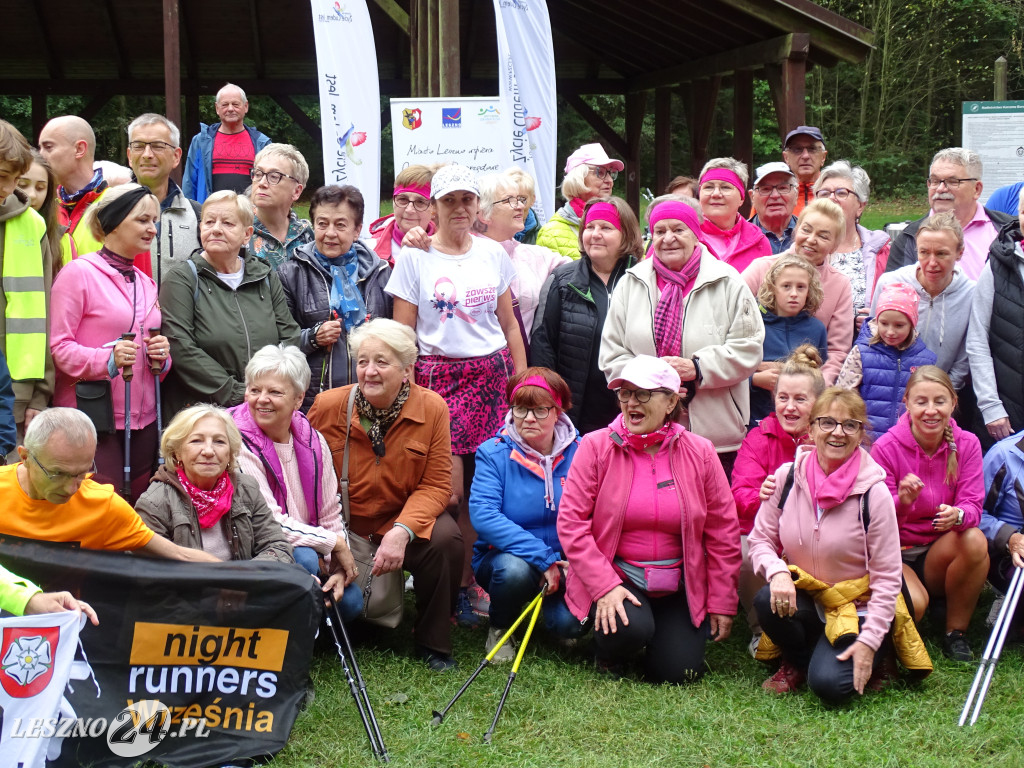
[324,590,389,762]
[148,327,164,465]
[483,588,545,744]
[431,590,544,727]
[960,565,1024,725]
[119,332,136,500]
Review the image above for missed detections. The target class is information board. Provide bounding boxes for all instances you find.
[390,97,506,178]
[962,101,1024,204]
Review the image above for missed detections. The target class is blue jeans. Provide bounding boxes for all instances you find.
[475,551,585,639]
[294,546,364,623]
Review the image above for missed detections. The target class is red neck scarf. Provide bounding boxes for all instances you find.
[176,467,234,529]
[611,413,676,451]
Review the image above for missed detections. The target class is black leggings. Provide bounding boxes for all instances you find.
[590,581,709,685]
[755,586,888,704]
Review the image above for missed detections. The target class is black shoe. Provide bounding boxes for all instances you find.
[452,587,483,629]
[594,654,628,680]
[943,630,974,662]
[416,645,458,672]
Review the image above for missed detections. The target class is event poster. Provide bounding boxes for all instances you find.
[390,97,507,177]
[962,100,1024,204]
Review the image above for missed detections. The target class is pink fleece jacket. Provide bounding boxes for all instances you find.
[742,254,853,385]
[50,252,166,429]
[557,424,741,626]
[870,413,984,547]
[748,447,902,651]
[700,216,772,274]
[731,412,807,535]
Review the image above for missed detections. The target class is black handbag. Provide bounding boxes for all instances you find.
[75,380,116,434]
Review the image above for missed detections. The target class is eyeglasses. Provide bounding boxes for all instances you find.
[785,145,825,156]
[250,168,300,186]
[813,417,863,435]
[29,453,96,483]
[393,195,429,212]
[128,140,176,154]
[589,166,618,181]
[496,195,528,209]
[511,405,552,420]
[815,187,855,200]
[926,177,978,189]
[615,388,672,404]
[754,183,797,197]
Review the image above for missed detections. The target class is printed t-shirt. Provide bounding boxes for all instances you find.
[385,238,516,358]
[211,130,255,194]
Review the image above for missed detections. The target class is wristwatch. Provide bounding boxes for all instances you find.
[955,507,965,526]
[309,321,324,351]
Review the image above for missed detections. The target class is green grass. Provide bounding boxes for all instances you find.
[270,588,1024,768]
[858,196,929,232]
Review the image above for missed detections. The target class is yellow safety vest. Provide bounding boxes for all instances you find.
[3,208,48,379]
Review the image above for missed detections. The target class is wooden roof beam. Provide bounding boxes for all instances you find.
[29,0,62,80]
[564,94,627,158]
[100,0,130,79]
[370,0,410,34]
[249,0,266,80]
[626,33,808,92]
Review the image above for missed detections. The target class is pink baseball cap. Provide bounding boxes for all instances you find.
[565,143,625,174]
[608,355,681,392]
[876,283,920,327]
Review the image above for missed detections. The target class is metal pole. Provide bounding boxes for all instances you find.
[149,327,164,465]
[120,332,136,500]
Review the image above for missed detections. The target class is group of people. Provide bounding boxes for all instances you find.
[4,94,1024,714]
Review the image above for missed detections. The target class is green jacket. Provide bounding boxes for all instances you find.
[159,250,301,418]
[536,205,582,261]
[0,562,40,615]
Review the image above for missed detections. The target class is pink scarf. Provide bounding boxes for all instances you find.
[176,467,234,529]
[652,253,701,357]
[804,448,861,511]
[611,413,676,451]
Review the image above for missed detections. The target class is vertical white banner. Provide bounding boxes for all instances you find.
[311,0,382,235]
[493,0,557,226]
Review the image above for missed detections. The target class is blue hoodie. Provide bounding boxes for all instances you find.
[749,306,827,425]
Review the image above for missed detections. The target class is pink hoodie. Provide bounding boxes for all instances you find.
[748,447,902,651]
[557,424,740,626]
[731,412,807,535]
[870,413,984,547]
[700,216,772,274]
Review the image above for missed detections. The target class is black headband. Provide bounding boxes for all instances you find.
[98,186,152,235]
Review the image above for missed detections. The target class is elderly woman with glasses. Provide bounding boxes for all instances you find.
[813,161,891,327]
[228,344,363,619]
[537,143,624,261]
[697,157,771,273]
[365,164,440,267]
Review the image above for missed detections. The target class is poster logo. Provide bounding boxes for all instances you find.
[478,106,502,125]
[403,108,422,130]
[318,1,353,22]
[1,626,58,697]
[442,108,462,128]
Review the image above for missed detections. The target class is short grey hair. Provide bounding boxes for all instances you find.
[24,408,97,454]
[348,318,419,368]
[127,113,180,148]
[202,190,254,228]
[161,405,242,470]
[254,143,309,187]
[645,194,703,226]
[503,167,537,209]
[699,157,749,187]
[814,160,871,203]
[476,172,519,220]
[931,147,982,179]
[245,344,311,397]
[216,83,248,104]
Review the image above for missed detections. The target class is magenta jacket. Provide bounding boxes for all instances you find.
[731,412,807,535]
[748,447,902,651]
[871,412,984,547]
[700,216,772,274]
[50,252,166,429]
[557,424,741,626]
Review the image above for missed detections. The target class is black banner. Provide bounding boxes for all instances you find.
[0,537,320,767]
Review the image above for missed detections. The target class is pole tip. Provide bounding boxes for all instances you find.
[430,714,443,727]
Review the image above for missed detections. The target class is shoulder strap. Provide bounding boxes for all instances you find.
[778,464,795,510]
[339,386,358,527]
[984,465,1008,514]
[860,484,871,532]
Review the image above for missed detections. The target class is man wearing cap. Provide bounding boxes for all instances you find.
[782,126,827,215]
[885,147,1014,279]
[537,143,624,260]
[749,162,799,254]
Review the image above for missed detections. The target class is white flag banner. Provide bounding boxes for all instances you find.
[311,0,382,236]
[493,0,557,226]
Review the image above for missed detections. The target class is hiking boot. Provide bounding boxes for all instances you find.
[762,662,806,693]
[986,595,1005,628]
[594,654,628,680]
[867,650,899,692]
[452,588,483,629]
[748,632,763,659]
[416,645,458,672]
[943,630,974,662]
[465,582,491,616]
[486,626,516,663]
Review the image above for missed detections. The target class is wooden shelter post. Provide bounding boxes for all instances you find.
[162,0,182,183]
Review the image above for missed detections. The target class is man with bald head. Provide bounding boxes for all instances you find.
[38,115,108,258]
[183,83,272,203]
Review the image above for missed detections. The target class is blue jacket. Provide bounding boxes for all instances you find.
[981,431,1024,552]
[749,306,827,424]
[0,349,15,456]
[469,417,580,573]
[182,122,272,203]
[855,319,936,441]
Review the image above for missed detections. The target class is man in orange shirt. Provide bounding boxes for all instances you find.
[782,126,827,215]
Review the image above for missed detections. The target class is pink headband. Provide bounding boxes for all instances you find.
[699,169,746,201]
[648,201,702,240]
[584,201,622,230]
[511,375,563,408]
[394,183,431,199]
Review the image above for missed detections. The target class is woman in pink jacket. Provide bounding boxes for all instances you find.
[871,366,987,662]
[557,355,740,684]
[749,388,901,702]
[50,184,170,502]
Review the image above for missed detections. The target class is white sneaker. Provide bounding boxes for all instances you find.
[987,595,1005,628]
[748,632,762,659]
[486,627,516,663]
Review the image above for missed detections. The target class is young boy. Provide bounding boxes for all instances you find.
[0,119,54,459]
